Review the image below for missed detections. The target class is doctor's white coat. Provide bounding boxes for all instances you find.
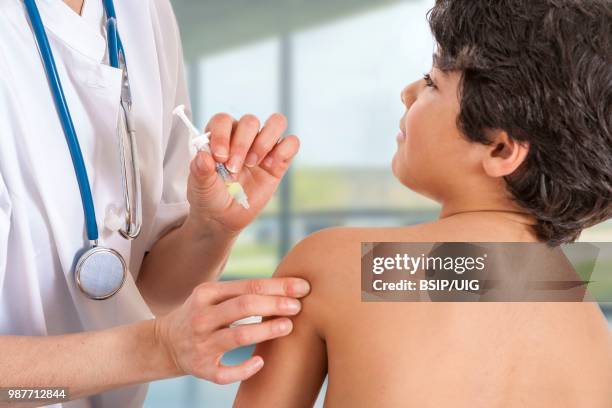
[0,0,193,406]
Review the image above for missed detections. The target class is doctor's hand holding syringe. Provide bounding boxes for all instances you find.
[177,108,299,233]
[173,105,250,211]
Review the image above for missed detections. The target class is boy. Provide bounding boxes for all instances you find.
[235,1,612,406]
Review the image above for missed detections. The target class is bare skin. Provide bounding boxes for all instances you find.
[63,0,84,15]
[235,67,612,406]
[235,221,612,407]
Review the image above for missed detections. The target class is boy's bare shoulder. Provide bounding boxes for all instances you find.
[272,226,417,334]
[273,214,536,285]
[276,225,428,272]
[271,221,492,337]
[273,224,436,300]
[274,222,445,276]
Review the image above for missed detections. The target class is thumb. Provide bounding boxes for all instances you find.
[189,151,219,190]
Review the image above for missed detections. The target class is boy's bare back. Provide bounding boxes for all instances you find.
[235,215,612,407]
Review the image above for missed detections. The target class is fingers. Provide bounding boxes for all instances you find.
[209,355,265,385]
[198,318,294,384]
[206,113,235,163]
[211,295,301,328]
[260,135,300,178]
[226,114,261,174]
[213,317,293,355]
[192,277,311,306]
[189,150,218,188]
[204,112,290,175]
[244,113,288,169]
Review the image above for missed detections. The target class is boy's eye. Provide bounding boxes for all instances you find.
[423,73,436,88]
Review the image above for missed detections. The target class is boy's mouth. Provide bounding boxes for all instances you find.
[396,131,406,143]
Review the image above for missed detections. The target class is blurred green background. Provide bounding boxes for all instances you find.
[146,0,612,406]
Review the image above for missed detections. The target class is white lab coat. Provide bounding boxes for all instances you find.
[0,0,192,406]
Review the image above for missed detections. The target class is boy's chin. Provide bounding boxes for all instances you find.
[391,155,402,178]
[392,162,436,199]
[391,161,417,189]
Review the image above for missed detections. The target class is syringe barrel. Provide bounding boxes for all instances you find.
[215,163,232,182]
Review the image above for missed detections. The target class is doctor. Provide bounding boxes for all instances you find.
[0,0,308,407]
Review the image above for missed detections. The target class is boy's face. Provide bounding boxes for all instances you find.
[392,68,481,202]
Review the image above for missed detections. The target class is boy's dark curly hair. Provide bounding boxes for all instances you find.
[427,0,612,245]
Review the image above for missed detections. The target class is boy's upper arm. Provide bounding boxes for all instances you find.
[234,233,331,408]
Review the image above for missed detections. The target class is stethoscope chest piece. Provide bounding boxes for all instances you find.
[75,246,127,300]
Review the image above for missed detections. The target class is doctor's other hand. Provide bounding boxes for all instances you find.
[155,277,310,384]
[186,112,299,233]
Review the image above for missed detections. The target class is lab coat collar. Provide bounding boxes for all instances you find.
[36,0,107,63]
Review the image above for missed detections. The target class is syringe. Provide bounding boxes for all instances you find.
[173,105,250,209]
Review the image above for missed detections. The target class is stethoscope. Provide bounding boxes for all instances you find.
[24,0,142,300]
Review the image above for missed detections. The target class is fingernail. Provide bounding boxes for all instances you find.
[214,147,228,159]
[245,152,258,168]
[227,156,241,173]
[196,155,206,172]
[294,280,310,296]
[252,357,264,370]
[286,299,301,313]
[263,156,274,167]
[276,319,292,334]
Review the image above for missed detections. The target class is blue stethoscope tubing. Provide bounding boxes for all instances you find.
[103,0,125,69]
[23,0,126,242]
[23,0,131,299]
[24,0,99,242]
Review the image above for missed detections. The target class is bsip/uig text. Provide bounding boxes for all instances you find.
[370,253,487,292]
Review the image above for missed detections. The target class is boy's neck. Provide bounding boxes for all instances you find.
[438,177,537,226]
[439,195,538,229]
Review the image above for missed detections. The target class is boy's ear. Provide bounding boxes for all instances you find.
[481,129,529,177]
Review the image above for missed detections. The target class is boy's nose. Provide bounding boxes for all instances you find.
[401,79,421,109]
